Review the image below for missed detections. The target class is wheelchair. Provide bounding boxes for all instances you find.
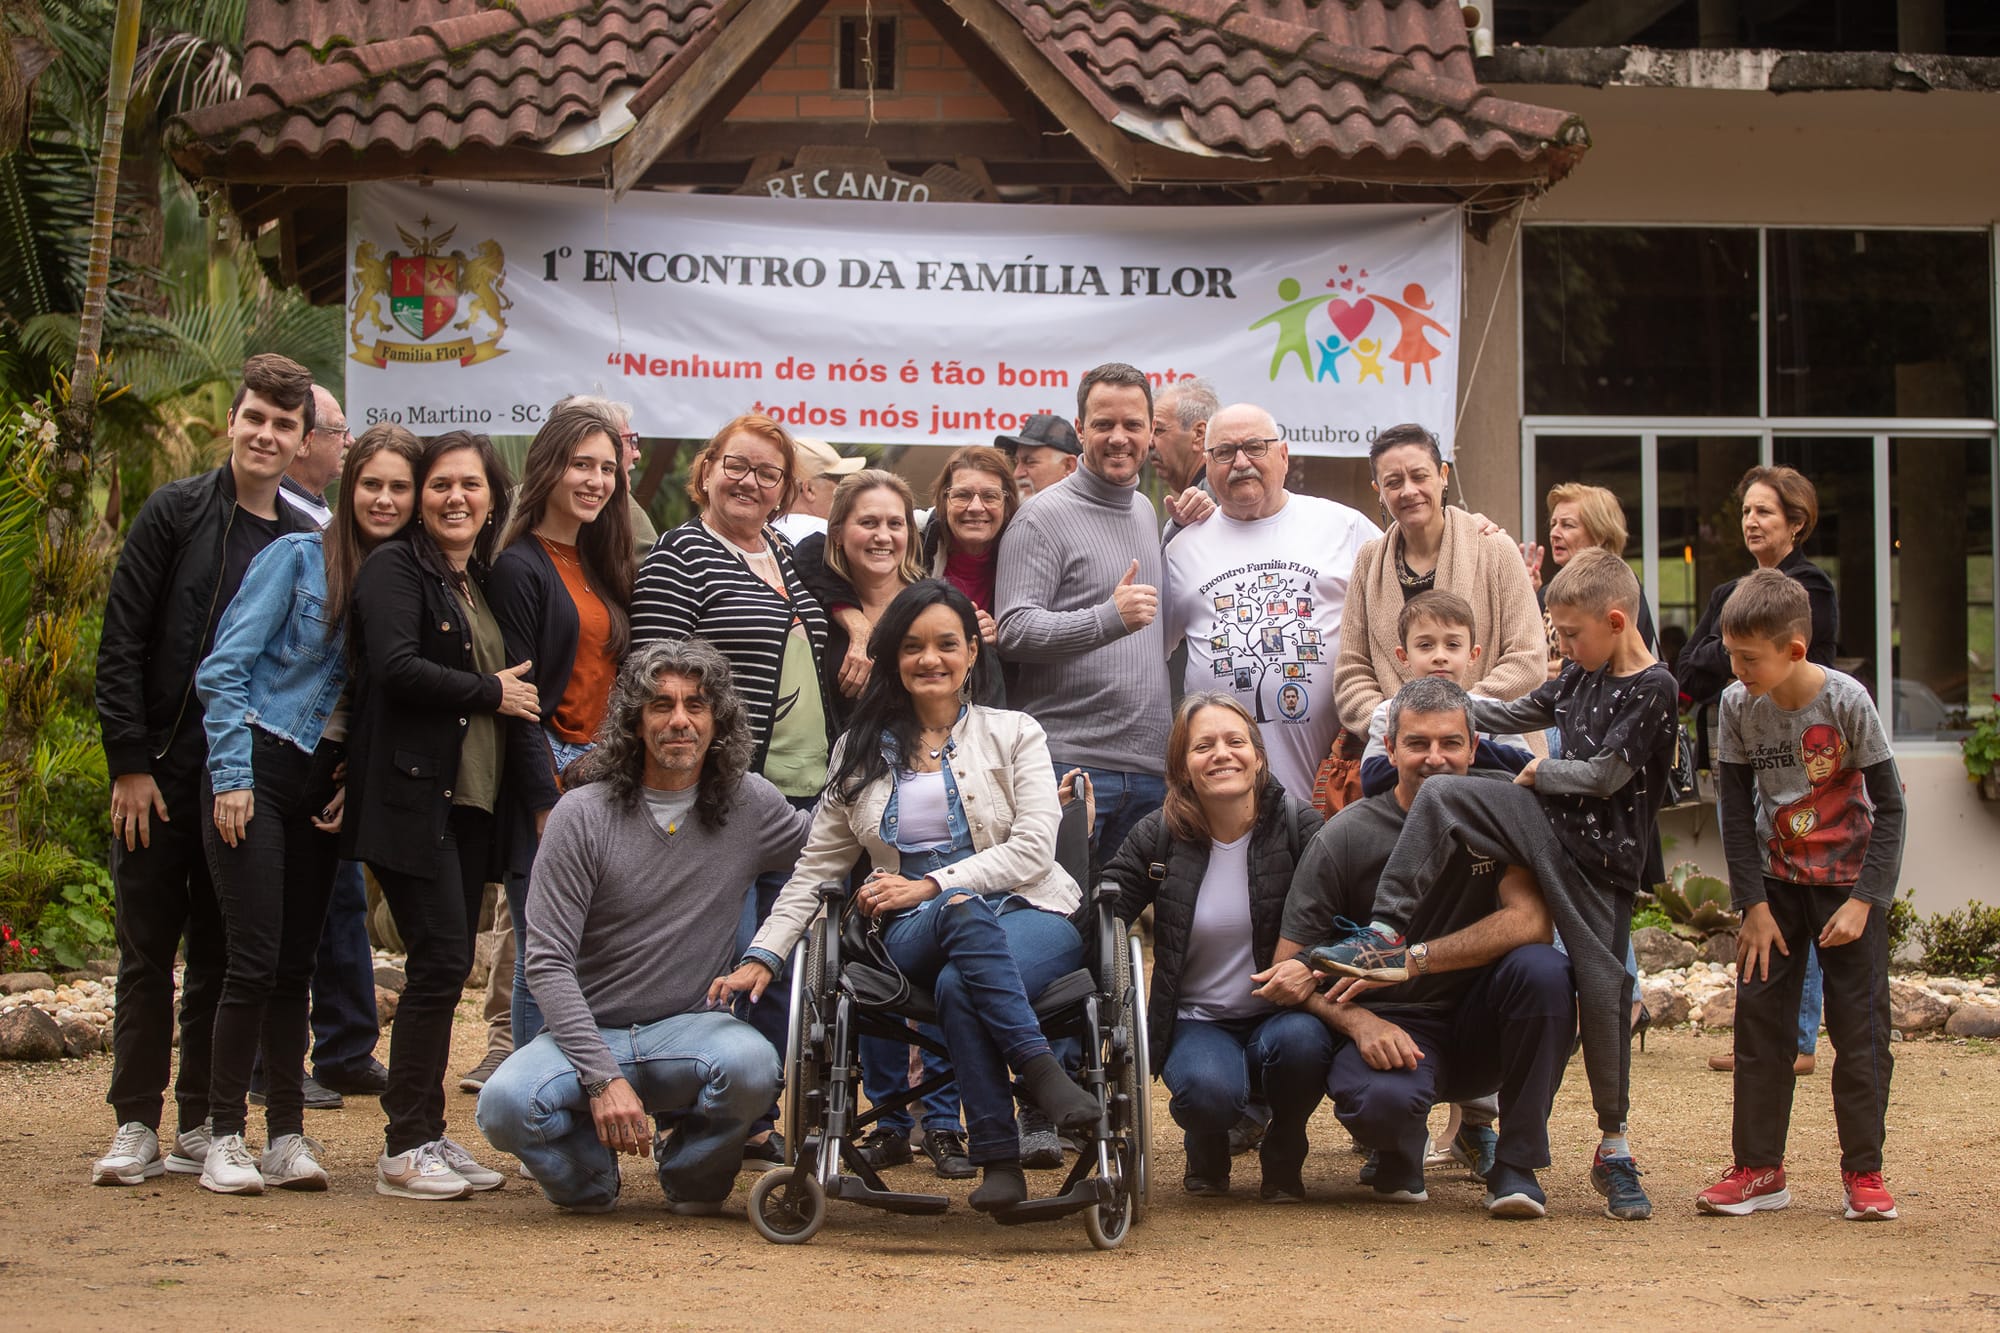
[746,808,1152,1249]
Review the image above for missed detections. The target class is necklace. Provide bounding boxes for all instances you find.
[539,534,590,591]
[919,724,952,760]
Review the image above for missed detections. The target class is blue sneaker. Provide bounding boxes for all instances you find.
[1591,1148,1653,1221]
[1369,1150,1427,1204]
[1483,1161,1546,1218]
[1307,926,1409,982]
[1452,1122,1499,1181]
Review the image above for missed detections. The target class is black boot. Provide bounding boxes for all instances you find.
[1020,1053,1099,1133]
[969,1162,1027,1213]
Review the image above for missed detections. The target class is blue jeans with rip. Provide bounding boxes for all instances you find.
[1161,1009,1335,1183]
[1053,763,1166,868]
[475,1012,778,1210]
[881,894,1081,1165]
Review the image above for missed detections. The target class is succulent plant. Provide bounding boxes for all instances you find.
[1653,861,1740,938]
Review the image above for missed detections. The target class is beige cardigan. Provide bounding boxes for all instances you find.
[750,704,1079,963]
[1334,505,1548,735]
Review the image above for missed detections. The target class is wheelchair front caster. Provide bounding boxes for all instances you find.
[748,1167,827,1244]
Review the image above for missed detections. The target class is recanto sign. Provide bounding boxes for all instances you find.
[737,147,980,205]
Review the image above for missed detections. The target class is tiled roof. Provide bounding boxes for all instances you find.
[1017,0,1585,166]
[172,0,717,170]
[171,0,1583,182]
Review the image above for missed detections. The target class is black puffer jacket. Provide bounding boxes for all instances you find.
[1104,776,1323,1073]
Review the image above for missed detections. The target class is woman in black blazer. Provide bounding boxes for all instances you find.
[346,430,537,1201]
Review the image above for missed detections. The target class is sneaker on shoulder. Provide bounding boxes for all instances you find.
[164,1119,214,1175]
[1307,925,1409,982]
[92,1122,164,1186]
[199,1133,265,1195]
[435,1135,505,1191]
[1842,1169,1897,1221]
[1695,1164,1789,1216]
[376,1142,472,1200]
[1483,1161,1547,1219]
[1591,1146,1653,1221]
[261,1134,330,1191]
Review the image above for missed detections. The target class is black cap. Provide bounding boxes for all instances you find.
[994,413,1081,456]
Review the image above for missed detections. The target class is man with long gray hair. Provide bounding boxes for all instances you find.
[475,640,813,1215]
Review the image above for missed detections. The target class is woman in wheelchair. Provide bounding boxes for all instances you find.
[1101,693,1336,1203]
[710,580,1101,1214]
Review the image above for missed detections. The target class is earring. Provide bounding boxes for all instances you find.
[959,674,973,703]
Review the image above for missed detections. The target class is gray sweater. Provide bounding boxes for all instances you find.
[524,776,813,1085]
[994,462,1171,775]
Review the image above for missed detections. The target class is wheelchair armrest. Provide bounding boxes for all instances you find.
[1091,879,1122,904]
[815,878,849,902]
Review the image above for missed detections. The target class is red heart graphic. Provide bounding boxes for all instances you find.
[1340,279,1355,290]
[1327,298,1375,341]
[1337,264,1348,273]
[1360,269,1369,278]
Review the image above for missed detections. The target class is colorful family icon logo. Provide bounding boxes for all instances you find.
[1248,274,1450,386]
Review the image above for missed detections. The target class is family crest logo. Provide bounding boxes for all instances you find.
[349,214,511,367]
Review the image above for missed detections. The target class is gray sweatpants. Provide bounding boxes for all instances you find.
[1373,776,1634,1135]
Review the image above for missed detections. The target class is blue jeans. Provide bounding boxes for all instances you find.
[1161,1010,1335,1181]
[860,1029,961,1139]
[1798,942,1824,1054]
[309,859,382,1079]
[881,895,1081,1164]
[475,1013,778,1210]
[1054,764,1166,867]
[504,872,547,1053]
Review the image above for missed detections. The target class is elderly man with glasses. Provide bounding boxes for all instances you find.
[1162,403,1378,799]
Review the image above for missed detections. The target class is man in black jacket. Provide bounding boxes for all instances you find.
[91,354,317,1187]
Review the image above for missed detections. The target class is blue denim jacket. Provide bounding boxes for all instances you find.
[196,532,348,792]
[879,730,973,860]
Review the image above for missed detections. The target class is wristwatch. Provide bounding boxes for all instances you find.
[1407,941,1431,976]
[583,1076,613,1099]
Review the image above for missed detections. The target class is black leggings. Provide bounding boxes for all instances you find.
[202,733,344,1139]
[370,806,492,1156]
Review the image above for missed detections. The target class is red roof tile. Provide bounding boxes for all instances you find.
[172,0,1584,184]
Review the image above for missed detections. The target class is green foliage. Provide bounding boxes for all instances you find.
[1962,694,2000,783]
[1916,900,2000,979]
[1887,888,1917,961]
[1654,860,1740,938]
[0,842,110,967]
[1630,900,1674,934]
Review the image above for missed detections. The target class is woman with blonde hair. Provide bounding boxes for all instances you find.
[793,469,926,725]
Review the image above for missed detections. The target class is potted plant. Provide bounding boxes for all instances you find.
[1964,695,2000,801]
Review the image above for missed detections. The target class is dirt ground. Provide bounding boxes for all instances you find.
[5,1001,1997,1332]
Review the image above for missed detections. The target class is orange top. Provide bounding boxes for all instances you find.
[541,537,615,745]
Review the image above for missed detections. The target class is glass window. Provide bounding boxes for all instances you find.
[1767,229,1994,419]
[1773,437,1878,692]
[1655,436,1761,662]
[1522,227,1760,417]
[1533,433,1642,566]
[1891,438,1996,740]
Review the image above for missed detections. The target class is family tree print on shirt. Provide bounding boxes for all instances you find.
[1199,562,1321,725]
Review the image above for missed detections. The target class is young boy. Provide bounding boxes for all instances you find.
[1695,568,1904,1221]
[1313,548,1680,1221]
[1357,590,1533,796]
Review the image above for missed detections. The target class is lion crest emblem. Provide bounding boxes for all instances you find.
[348,215,510,367]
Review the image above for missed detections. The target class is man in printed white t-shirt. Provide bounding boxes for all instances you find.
[1165,404,1377,799]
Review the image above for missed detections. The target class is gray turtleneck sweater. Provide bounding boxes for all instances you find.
[995,462,1170,775]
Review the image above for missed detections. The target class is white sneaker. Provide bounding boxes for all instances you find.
[92,1122,165,1185]
[260,1134,330,1191]
[164,1118,214,1175]
[199,1133,265,1195]
[376,1142,471,1200]
[435,1136,505,1191]
[517,1160,536,1181]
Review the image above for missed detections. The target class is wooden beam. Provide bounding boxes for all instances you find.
[609,0,820,198]
[1543,0,1685,46]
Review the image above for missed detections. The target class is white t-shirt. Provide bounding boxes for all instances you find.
[1175,832,1271,1022]
[892,767,951,847]
[1164,493,1377,799]
[772,512,828,545]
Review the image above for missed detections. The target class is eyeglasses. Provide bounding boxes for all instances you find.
[717,454,786,489]
[314,425,353,442]
[1206,437,1281,463]
[945,487,1006,508]
[619,430,641,448]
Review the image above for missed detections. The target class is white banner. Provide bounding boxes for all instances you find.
[344,182,1461,455]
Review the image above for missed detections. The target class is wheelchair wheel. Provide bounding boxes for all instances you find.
[1123,930,1153,1221]
[779,920,826,1161]
[748,1167,826,1244]
[1084,1187,1134,1250]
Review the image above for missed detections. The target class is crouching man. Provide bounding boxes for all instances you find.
[476,640,813,1214]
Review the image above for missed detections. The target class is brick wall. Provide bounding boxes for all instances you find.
[729,1,1012,121]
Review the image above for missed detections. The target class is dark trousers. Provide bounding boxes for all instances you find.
[370,806,492,1155]
[309,859,382,1079]
[1330,944,1576,1172]
[201,733,344,1139]
[1160,1009,1335,1182]
[1734,878,1893,1173]
[1374,776,1634,1134]
[107,728,224,1135]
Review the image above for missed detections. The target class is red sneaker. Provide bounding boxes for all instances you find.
[1842,1170,1898,1221]
[1695,1164,1790,1216]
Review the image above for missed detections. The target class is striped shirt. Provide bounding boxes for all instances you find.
[630,519,830,772]
[995,462,1171,775]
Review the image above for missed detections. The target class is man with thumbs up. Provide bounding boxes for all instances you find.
[997,363,1171,860]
